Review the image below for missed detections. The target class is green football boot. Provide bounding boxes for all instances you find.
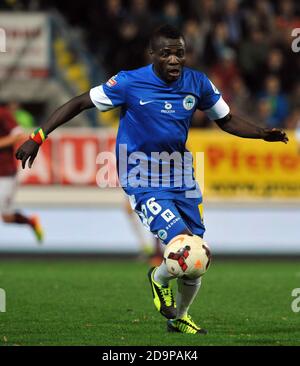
[167,314,208,334]
[148,267,176,319]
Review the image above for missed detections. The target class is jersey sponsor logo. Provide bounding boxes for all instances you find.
[165,217,181,231]
[183,95,196,110]
[106,75,118,87]
[139,100,154,105]
[161,209,176,223]
[161,101,175,114]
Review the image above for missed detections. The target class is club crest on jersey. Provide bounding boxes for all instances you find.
[158,229,168,241]
[106,75,118,87]
[183,95,196,111]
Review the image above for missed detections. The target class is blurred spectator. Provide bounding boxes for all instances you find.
[203,22,231,66]
[129,0,155,37]
[239,29,270,92]
[228,77,252,118]
[183,18,205,61]
[106,19,146,74]
[89,0,127,56]
[222,0,243,46]
[244,0,275,35]
[276,0,300,31]
[158,1,183,29]
[182,18,206,69]
[105,0,127,24]
[255,98,273,127]
[258,48,291,92]
[210,48,240,101]
[258,75,289,128]
[190,0,216,28]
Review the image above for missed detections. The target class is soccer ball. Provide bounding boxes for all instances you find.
[163,235,211,279]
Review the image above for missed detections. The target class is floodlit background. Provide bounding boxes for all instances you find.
[0,0,300,255]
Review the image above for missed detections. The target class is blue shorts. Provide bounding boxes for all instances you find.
[129,189,205,244]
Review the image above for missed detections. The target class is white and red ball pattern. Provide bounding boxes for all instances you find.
[163,235,211,279]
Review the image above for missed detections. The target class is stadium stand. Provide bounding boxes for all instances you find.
[1,0,300,129]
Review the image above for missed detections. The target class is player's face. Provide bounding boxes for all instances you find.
[151,37,186,83]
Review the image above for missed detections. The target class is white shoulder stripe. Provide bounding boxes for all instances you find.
[89,85,114,111]
[203,97,230,120]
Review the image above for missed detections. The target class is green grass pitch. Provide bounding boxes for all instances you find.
[0,259,299,346]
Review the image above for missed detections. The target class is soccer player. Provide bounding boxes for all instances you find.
[0,105,44,243]
[15,25,288,334]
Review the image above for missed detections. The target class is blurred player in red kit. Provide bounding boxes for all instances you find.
[0,105,44,243]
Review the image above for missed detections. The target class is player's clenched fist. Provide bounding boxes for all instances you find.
[16,139,40,169]
[15,127,46,169]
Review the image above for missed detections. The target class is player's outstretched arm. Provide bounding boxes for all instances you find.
[15,92,94,169]
[215,113,289,144]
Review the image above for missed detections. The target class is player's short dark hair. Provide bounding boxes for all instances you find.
[149,24,184,50]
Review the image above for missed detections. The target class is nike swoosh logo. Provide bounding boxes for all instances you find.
[139,100,154,105]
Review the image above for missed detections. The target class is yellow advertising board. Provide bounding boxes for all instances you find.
[187,129,300,199]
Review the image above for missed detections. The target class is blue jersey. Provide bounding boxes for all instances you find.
[90,64,229,197]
